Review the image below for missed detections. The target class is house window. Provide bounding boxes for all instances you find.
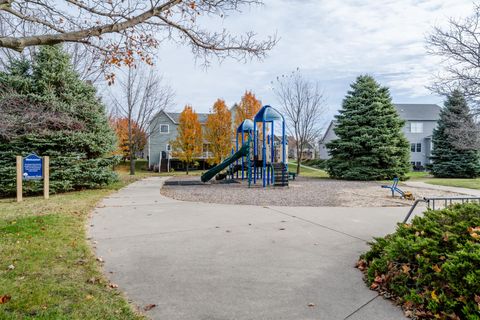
[416,143,421,152]
[411,161,416,167]
[160,124,169,134]
[410,143,416,152]
[410,122,423,133]
[416,161,422,167]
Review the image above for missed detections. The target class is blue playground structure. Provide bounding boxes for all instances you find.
[235,119,254,180]
[200,105,289,187]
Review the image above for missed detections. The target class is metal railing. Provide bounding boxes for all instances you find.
[403,196,480,223]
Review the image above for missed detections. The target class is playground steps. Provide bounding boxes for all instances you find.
[272,163,289,187]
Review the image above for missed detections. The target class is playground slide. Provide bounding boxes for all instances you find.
[201,143,249,183]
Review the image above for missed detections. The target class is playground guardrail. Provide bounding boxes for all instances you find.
[403,196,480,223]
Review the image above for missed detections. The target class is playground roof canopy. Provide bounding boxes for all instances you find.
[236,119,254,133]
[254,105,284,122]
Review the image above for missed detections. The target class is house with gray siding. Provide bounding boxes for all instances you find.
[148,110,211,171]
[319,104,441,169]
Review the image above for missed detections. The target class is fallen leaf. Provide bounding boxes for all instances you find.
[7,264,14,271]
[96,257,104,263]
[109,283,118,288]
[85,295,94,300]
[402,264,411,274]
[144,304,157,311]
[370,282,379,290]
[0,295,11,304]
[307,303,315,307]
[432,264,441,273]
[431,290,439,302]
[279,228,285,231]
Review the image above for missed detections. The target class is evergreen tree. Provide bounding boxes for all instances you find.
[430,90,480,178]
[326,75,410,180]
[0,45,118,196]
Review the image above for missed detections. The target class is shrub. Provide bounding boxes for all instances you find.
[0,46,118,197]
[358,204,480,319]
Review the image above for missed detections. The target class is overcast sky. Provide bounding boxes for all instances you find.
[153,0,473,119]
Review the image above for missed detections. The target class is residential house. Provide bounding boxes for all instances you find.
[287,136,316,160]
[318,104,441,170]
[148,110,211,171]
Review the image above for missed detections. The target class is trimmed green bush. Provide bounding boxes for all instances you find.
[359,204,480,319]
[0,46,118,197]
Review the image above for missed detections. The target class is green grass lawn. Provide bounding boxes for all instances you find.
[405,170,480,190]
[288,160,329,178]
[425,178,480,190]
[0,172,151,319]
[0,159,209,319]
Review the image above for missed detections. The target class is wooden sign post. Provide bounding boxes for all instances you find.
[16,156,22,202]
[16,154,50,202]
[43,156,49,200]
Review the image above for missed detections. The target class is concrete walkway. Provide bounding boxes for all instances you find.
[404,181,480,196]
[90,177,411,320]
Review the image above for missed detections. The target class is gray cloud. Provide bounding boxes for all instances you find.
[151,0,473,117]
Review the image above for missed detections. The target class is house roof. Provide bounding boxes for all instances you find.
[319,103,441,143]
[394,104,441,121]
[165,111,210,124]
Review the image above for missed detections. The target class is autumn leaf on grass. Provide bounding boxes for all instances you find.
[0,295,11,304]
[431,290,439,302]
[402,264,411,274]
[432,264,441,273]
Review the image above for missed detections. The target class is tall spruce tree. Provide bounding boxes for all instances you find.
[326,75,410,180]
[430,90,480,178]
[0,45,118,196]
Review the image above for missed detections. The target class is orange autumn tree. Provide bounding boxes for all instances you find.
[234,91,262,128]
[205,99,232,165]
[172,105,203,174]
[111,117,147,161]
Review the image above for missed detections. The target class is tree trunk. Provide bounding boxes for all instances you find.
[128,117,135,175]
[186,162,189,175]
[296,144,301,175]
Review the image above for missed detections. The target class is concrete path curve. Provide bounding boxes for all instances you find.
[90,177,410,320]
[404,181,480,196]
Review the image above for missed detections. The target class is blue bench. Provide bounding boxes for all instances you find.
[381,178,405,198]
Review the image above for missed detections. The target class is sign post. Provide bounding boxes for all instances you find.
[16,156,22,202]
[43,156,49,200]
[16,154,50,202]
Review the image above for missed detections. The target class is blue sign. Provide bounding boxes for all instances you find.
[23,154,43,180]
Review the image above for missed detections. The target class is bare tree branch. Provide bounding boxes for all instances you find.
[0,0,277,69]
[427,3,480,148]
[108,65,174,174]
[272,69,327,174]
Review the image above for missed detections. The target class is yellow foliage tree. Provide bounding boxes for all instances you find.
[111,117,147,161]
[205,99,232,165]
[234,91,262,128]
[172,105,203,174]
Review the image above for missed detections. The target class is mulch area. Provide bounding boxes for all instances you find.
[160,176,461,207]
